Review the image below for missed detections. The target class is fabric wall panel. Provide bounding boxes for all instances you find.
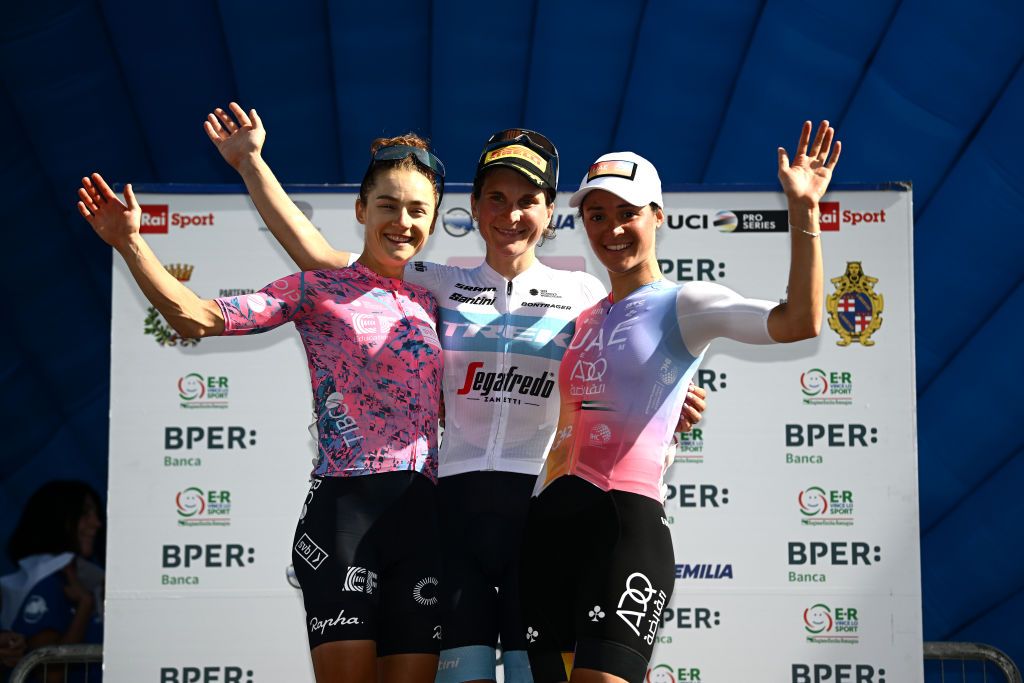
[615,0,762,181]
[430,0,535,185]
[949,584,1024,672]
[914,64,1024,387]
[98,0,238,183]
[523,0,645,181]
[917,282,1024,530]
[216,0,342,183]
[329,1,431,182]
[921,450,1024,644]
[838,0,1024,207]
[704,0,897,183]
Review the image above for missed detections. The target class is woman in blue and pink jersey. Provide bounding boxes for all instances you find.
[519,121,842,683]
[77,135,448,683]
[202,103,708,683]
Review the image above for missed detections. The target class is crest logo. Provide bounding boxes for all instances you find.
[145,264,201,347]
[825,262,883,346]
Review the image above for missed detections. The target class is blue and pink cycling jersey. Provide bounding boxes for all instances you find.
[215,261,443,481]
[536,279,776,501]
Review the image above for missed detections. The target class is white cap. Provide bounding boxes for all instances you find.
[568,151,663,209]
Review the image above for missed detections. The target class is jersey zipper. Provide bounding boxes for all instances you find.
[485,278,513,471]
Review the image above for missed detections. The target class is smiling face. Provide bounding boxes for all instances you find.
[581,189,663,275]
[355,167,436,278]
[471,167,554,273]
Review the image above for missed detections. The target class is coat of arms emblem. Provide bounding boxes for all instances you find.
[825,262,883,346]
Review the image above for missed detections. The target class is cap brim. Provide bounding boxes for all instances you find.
[568,178,657,208]
[478,160,551,189]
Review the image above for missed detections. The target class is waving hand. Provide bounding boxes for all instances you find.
[777,120,841,208]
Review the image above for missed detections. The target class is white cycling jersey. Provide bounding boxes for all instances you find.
[404,259,607,477]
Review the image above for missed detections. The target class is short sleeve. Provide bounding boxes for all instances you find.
[403,260,446,297]
[13,574,69,638]
[215,272,313,335]
[675,281,776,355]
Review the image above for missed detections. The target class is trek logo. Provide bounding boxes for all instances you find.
[457,362,556,399]
[441,322,573,348]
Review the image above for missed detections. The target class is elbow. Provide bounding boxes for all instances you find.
[802,310,823,341]
[792,311,822,342]
[169,319,208,340]
[169,303,222,339]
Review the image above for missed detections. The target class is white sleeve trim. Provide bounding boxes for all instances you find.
[676,281,776,356]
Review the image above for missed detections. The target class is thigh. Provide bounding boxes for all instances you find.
[573,492,675,683]
[292,478,381,649]
[310,640,377,683]
[376,475,444,657]
[520,486,588,683]
[378,653,439,683]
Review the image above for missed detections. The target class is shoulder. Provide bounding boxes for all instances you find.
[675,280,742,307]
[400,280,438,310]
[537,264,608,304]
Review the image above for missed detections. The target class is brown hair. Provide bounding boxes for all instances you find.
[359,133,440,209]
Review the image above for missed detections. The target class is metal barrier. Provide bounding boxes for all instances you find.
[5,641,1020,681]
[925,642,1022,683]
[8,644,102,683]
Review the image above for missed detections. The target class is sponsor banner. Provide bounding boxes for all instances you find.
[649,593,922,682]
[109,189,917,682]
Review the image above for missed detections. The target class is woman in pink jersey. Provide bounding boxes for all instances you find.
[518,121,841,683]
[78,134,447,683]
[201,103,708,683]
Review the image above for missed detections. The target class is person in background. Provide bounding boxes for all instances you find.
[1,480,105,682]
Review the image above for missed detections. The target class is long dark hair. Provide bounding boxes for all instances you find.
[7,480,105,563]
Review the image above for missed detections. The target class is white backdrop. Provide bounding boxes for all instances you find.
[105,186,919,683]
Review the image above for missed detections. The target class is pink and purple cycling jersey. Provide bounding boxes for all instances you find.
[215,262,443,481]
[535,278,776,501]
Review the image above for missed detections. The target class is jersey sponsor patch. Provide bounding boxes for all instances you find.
[342,566,378,594]
[418,324,442,349]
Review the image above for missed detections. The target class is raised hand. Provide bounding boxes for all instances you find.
[77,173,140,251]
[204,102,266,171]
[778,120,841,208]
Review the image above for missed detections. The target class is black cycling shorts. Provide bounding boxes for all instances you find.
[438,471,535,650]
[519,475,675,683]
[291,471,442,655]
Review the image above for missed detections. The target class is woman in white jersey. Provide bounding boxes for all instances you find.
[518,121,840,683]
[202,104,706,683]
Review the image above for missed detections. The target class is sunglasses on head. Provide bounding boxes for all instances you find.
[484,128,558,156]
[479,128,559,189]
[365,144,446,203]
